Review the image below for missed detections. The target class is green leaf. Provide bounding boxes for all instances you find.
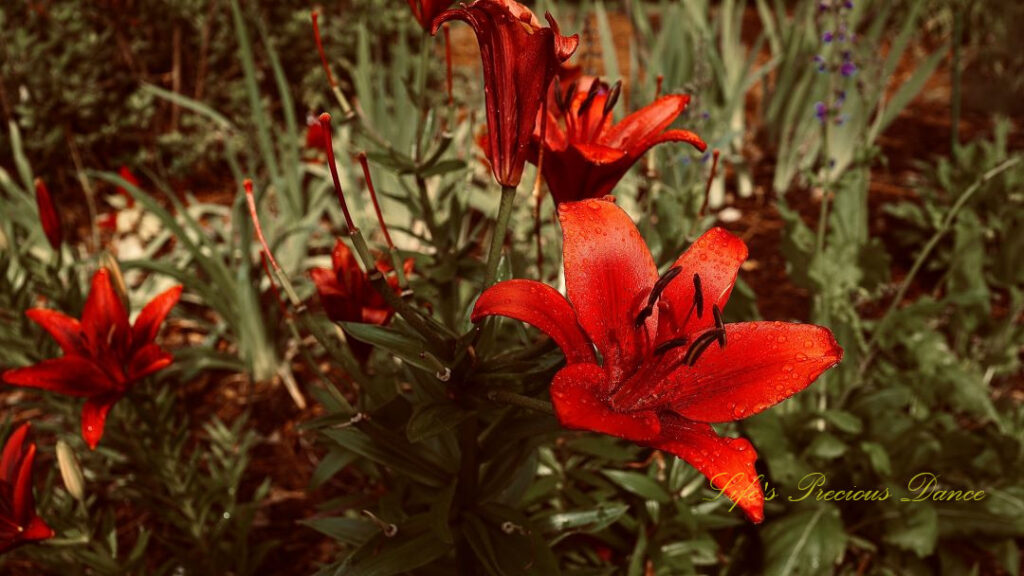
[539,504,630,533]
[407,401,473,444]
[806,433,848,460]
[819,410,863,435]
[883,503,938,557]
[602,470,671,503]
[763,505,846,576]
[301,517,377,546]
[344,530,449,576]
[323,427,448,487]
[859,442,892,476]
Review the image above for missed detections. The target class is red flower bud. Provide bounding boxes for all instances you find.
[34,178,62,250]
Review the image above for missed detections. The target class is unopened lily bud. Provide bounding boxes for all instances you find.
[56,439,85,501]
[99,252,130,312]
[34,178,62,250]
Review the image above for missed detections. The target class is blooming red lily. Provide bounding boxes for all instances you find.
[530,77,706,203]
[408,0,454,30]
[311,239,413,363]
[2,269,182,449]
[472,199,842,522]
[0,423,54,553]
[432,0,578,188]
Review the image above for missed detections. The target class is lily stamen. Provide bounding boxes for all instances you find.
[654,336,688,356]
[634,266,682,329]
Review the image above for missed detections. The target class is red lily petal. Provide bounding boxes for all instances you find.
[128,343,173,381]
[551,363,661,441]
[132,285,182,347]
[25,309,89,356]
[1,424,29,484]
[12,442,37,522]
[20,515,54,542]
[361,306,393,326]
[656,227,748,342]
[574,142,628,165]
[3,357,116,397]
[559,199,658,381]
[471,279,596,364]
[82,394,121,449]
[669,322,843,422]
[636,129,707,155]
[603,94,689,150]
[82,268,131,353]
[650,415,764,523]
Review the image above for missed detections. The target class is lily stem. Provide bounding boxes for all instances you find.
[483,184,516,288]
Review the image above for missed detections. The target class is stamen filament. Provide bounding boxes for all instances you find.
[311,11,337,87]
[357,152,394,250]
[319,113,356,233]
[634,266,682,329]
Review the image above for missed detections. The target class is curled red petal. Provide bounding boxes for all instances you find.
[132,285,182,347]
[669,322,843,422]
[20,515,54,543]
[657,227,748,342]
[82,394,121,450]
[25,309,88,356]
[128,343,173,381]
[12,441,37,523]
[559,199,658,381]
[82,268,131,354]
[34,179,62,250]
[3,357,116,397]
[551,363,660,441]
[603,94,690,151]
[1,424,30,484]
[650,415,764,522]
[471,279,595,364]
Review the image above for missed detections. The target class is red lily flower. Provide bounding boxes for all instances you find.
[530,77,706,203]
[408,0,454,30]
[0,423,54,553]
[432,0,578,188]
[310,239,414,363]
[33,179,62,250]
[472,199,842,522]
[115,166,138,208]
[2,269,182,449]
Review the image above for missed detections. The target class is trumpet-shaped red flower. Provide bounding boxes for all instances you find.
[408,0,454,30]
[472,199,842,522]
[311,240,414,362]
[34,179,62,250]
[530,77,706,203]
[432,0,578,188]
[2,269,182,449]
[0,423,54,553]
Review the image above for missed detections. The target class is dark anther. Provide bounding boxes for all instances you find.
[634,266,682,329]
[712,305,726,348]
[683,331,720,366]
[654,336,688,356]
[553,77,566,112]
[693,274,704,319]
[577,84,602,115]
[603,80,623,115]
[564,81,578,111]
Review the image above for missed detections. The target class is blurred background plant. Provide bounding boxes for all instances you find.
[1,0,1021,574]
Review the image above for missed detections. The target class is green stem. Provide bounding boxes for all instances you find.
[483,185,516,288]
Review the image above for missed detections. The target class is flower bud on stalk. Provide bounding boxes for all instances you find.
[34,178,63,250]
[56,439,85,502]
[99,252,131,313]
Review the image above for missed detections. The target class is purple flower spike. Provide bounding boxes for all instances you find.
[823,31,834,43]
[840,62,857,77]
[815,101,828,121]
